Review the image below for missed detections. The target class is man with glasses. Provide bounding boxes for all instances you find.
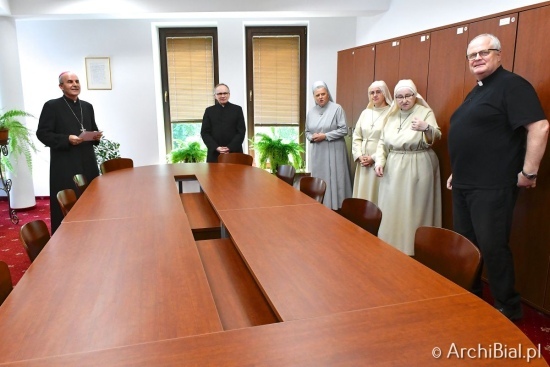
[447,34,549,320]
[201,83,246,162]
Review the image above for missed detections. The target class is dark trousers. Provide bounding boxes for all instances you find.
[452,187,521,310]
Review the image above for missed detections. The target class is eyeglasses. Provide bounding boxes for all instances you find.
[216,92,229,96]
[369,90,383,96]
[466,49,500,60]
[395,94,415,101]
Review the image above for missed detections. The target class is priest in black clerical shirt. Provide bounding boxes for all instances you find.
[201,83,246,163]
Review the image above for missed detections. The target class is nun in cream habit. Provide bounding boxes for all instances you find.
[305,81,352,210]
[352,81,392,204]
[374,80,442,255]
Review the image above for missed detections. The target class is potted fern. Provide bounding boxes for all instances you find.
[250,128,304,173]
[168,141,207,163]
[0,109,37,172]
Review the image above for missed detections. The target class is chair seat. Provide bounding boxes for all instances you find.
[100,157,134,174]
[339,198,382,236]
[276,164,296,185]
[414,226,482,291]
[217,153,253,166]
[73,173,89,196]
[57,189,77,217]
[299,176,326,204]
[19,220,51,262]
[0,261,13,306]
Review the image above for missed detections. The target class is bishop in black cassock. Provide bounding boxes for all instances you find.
[37,72,101,233]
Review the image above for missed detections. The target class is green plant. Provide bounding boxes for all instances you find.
[250,128,304,173]
[0,109,37,173]
[168,141,207,163]
[94,137,121,168]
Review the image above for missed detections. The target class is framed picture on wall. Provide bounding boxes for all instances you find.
[85,57,112,90]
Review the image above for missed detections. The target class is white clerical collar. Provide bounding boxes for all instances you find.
[477,81,483,86]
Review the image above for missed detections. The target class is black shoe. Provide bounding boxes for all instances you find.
[497,306,523,321]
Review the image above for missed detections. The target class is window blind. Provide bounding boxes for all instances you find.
[253,36,300,125]
[166,37,214,122]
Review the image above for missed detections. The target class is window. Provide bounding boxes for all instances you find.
[245,26,307,162]
[159,28,219,154]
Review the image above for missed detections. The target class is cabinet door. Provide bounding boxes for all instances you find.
[398,33,431,98]
[510,5,550,311]
[352,46,375,125]
[425,25,470,230]
[374,40,400,93]
[463,14,518,99]
[337,49,356,126]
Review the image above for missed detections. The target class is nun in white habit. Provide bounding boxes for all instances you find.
[305,81,352,210]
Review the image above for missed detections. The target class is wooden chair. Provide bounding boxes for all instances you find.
[299,177,326,204]
[275,164,296,185]
[73,173,89,196]
[57,189,77,217]
[217,153,253,166]
[100,157,134,174]
[0,261,13,306]
[339,198,382,236]
[19,220,51,262]
[414,226,482,291]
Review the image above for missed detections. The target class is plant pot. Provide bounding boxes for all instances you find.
[0,128,8,145]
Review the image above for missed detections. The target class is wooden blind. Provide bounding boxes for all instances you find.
[167,37,214,122]
[253,36,300,125]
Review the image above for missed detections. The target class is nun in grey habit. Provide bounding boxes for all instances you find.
[305,81,352,210]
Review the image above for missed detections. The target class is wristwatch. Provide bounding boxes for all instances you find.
[521,170,538,180]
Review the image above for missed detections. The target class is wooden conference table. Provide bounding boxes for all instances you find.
[0,164,546,366]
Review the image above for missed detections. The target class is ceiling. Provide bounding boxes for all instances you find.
[3,0,390,19]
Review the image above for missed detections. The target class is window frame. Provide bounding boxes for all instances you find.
[245,26,307,158]
[159,27,219,154]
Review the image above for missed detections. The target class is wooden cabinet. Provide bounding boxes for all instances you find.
[336,3,550,314]
[336,49,355,126]
[374,40,400,93]
[425,25,469,230]
[398,34,431,98]
[509,4,550,310]
[337,46,375,179]
[336,45,375,126]
[352,46,376,125]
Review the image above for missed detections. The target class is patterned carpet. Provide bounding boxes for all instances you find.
[0,197,549,363]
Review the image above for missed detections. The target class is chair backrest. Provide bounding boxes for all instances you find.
[299,176,326,204]
[57,189,77,217]
[73,173,89,196]
[414,226,482,291]
[339,198,382,236]
[0,261,13,306]
[19,220,51,262]
[217,153,253,166]
[275,165,296,186]
[100,157,134,174]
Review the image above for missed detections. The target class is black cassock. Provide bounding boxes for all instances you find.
[200,102,246,163]
[37,96,100,233]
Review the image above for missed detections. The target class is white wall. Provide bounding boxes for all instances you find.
[356,0,548,45]
[0,1,9,16]
[14,16,356,196]
[14,0,540,197]
[0,17,23,112]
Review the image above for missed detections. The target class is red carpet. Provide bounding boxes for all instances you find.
[0,197,51,284]
[0,197,549,363]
